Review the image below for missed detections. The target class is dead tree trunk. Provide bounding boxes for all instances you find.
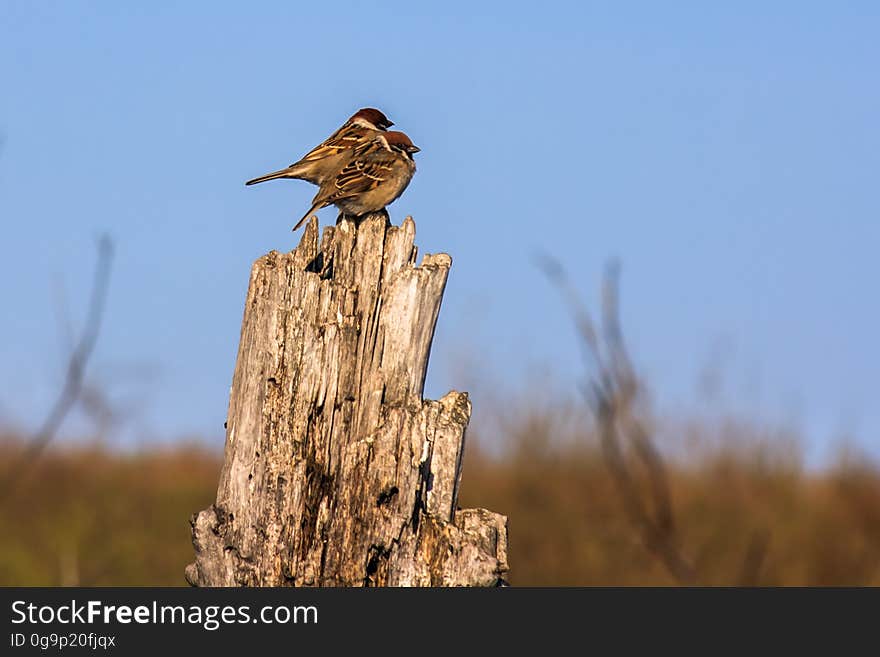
[186,213,509,587]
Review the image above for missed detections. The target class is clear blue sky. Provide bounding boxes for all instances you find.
[1,2,878,462]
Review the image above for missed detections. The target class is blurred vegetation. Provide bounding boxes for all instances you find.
[0,437,219,586]
[2,409,878,586]
[460,407,880,586]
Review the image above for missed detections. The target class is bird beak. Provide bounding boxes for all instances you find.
[385,121,395,128]
[409,145,421,153]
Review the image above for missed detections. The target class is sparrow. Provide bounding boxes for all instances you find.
[245,108,394,187]
[293,130,420,231]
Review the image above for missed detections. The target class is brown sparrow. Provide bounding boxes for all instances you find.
[293,130,419,231]
[245,108,394,187]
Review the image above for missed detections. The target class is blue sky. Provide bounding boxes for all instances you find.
[1,2,878,461]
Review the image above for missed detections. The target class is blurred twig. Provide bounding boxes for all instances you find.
[539,255,776,585]
[537,254,698,585]
[0,236,114,498]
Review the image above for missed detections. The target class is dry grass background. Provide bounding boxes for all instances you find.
[2,405,878,586]
[460,408,880,586]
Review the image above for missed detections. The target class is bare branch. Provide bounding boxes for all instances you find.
[0,235,114,498]
[539,255,698,585]
[600,393,696,584]
[533,252,604,373]
[600,260,636,399]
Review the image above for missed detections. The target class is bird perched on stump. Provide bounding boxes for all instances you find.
[245,107,393,187]
[246,107,419,232]
[292,130,419,231]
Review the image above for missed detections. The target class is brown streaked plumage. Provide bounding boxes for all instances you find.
[293,130,420,231]
[245,108,394,187]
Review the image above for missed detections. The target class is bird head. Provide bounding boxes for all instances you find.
[383,130,420,159]
[350,108,394,131]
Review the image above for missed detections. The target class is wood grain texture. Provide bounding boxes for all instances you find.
[186,213,508,587]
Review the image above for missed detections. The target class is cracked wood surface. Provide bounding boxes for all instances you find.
[186,213,509,587]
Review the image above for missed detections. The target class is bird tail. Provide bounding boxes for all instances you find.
[245,166,301,186]
[293,202,323,231]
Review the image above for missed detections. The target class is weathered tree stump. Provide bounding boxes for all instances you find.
[186,213,509,586]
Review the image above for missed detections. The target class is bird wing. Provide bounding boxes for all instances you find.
[291,124,368,166]
[323,148,398,201]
